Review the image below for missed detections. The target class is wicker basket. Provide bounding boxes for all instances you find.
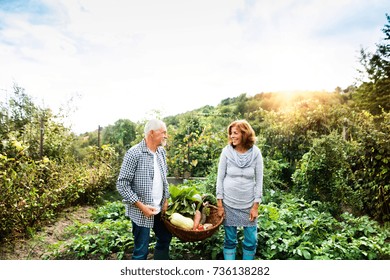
[163,205,224,242]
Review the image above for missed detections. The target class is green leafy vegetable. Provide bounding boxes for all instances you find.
[166,185,203,217]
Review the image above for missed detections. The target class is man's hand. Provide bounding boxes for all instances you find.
[135,201,157,218]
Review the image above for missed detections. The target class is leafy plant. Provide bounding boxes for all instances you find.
[165,184,203,217]
[45,201,133,260]
[257,190,390,260]
[89,201,125,223]
[47,219,134,260]
[292,132,362,216]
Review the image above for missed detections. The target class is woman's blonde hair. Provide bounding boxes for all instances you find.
[227,119,256,149]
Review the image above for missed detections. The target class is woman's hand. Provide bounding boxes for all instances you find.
[249,203,259,221]
[218,206,225,217]
[217,199,225,217]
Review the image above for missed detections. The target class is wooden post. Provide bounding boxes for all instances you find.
[185,126,191,179]
[40,116,44,159]
[97,125,101,148]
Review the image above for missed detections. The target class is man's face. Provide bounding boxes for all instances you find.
[153,126,168,147]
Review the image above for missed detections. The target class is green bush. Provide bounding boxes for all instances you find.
[349,111,390,222]
[0,144,119,241]
[292,132,362,216]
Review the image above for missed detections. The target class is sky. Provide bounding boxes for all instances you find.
[0,0,389,134]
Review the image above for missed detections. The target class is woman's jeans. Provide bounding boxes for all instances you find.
[224,226,257,259]
[131,213,172,260]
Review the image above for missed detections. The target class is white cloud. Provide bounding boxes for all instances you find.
[0,0,388,133]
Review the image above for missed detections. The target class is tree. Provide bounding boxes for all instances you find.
[102,119,137,157]
[353,14,390,114]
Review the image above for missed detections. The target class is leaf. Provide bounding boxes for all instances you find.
[166,185,203,217]
[169,185,186,200]
[302,250,311,260]
[189,193,202,203]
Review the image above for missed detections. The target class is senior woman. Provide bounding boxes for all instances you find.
[216,119,263,260]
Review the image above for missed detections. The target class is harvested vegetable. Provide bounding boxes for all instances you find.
[165,184,219,232]
[202,193,217,205]
[166,185,203,217]
[196,224,204,231]
[192,209,201,230]
[170,213,194,230]
[203,223,213,230]
[200,211,207,225]
[199,202,210,224]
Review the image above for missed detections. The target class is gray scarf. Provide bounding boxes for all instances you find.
[225,144,257,168]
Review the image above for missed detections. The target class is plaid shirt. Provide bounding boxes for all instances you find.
[116,139,170,228]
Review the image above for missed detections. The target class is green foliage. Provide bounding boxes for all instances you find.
[90,201,125,223]
[250,93,348,184]
[162,88,390,224]
[262,156,290,191]
[49,222,133,260]
[292,132,361,216]
[291,109,390,222]
[170,231,224,260]
[353,14,390,114]
[45,200,132,260]
[166,114,225,178]
[200,159,219,194]
[348,110,390,222]
[0,86,120,241]
[258,190,390,260]
[41,185,390,260]
[0,144,119,240]
[2,85,37,137]
[166,184,203,217]
[102,119,137,157]
[1,85,75,161]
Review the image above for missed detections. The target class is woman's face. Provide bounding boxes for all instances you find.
[230,126,242,147]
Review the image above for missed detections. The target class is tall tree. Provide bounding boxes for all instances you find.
[102,119,136,156]
[353,14,390,114]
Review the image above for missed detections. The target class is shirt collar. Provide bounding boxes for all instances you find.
[141,138,160,155]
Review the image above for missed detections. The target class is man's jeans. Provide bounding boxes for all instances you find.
[131,213,172,260]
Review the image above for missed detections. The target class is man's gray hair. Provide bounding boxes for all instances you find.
[144,119,166,136]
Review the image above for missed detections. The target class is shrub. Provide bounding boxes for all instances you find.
[0,144,119,241]
[292,132,362,216]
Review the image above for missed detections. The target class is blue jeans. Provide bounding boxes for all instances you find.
[131,213,172,260]
[224,226,257,251]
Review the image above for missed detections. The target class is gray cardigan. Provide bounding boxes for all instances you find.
[216,145,263,209]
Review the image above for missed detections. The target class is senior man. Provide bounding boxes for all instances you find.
[117,119,172,260]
